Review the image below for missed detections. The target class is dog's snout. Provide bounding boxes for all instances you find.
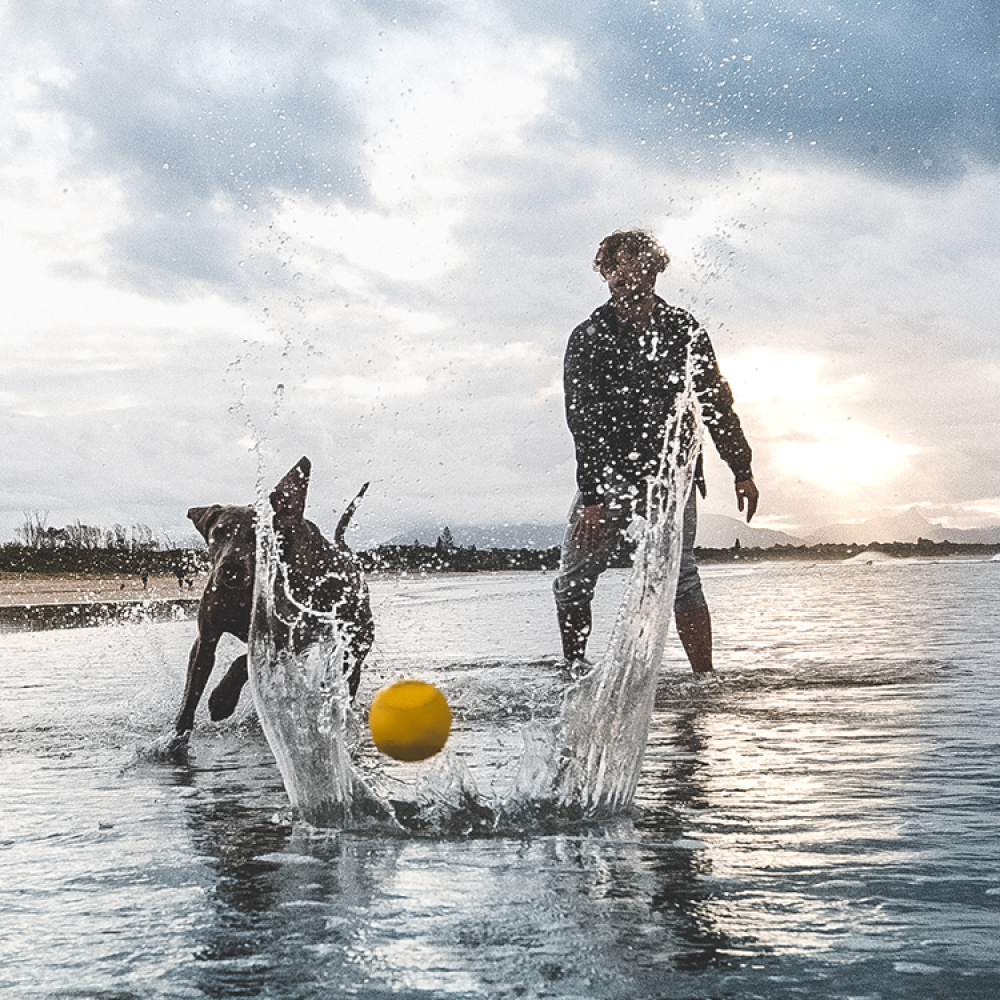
[219,560,253,590]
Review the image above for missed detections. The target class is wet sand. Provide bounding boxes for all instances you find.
[0,572,207,608]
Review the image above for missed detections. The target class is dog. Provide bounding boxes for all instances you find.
[174,457,372,737]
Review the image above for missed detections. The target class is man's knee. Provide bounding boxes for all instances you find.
[553,572,595,611]
[673,564,707,612]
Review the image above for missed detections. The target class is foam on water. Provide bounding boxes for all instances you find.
[247,363,704,833]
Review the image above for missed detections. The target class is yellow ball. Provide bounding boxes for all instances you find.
[368,679,451,762]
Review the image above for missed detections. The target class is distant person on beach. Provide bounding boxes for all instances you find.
[553,229,759,673]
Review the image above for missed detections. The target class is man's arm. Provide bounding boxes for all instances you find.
[691,328,757,484]
[689,328,757,516]
[564,319,614,506]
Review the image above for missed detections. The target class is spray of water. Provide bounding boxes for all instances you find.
[247,360,703,833]
[503,368,704,824]
[248,518,394,829]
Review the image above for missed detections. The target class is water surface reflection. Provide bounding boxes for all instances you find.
[3,564,1000,999]
[173,735,732,997]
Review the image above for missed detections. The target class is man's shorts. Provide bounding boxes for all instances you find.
[552,486,706,612]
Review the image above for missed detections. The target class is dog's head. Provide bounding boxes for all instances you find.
[187,504,256,590]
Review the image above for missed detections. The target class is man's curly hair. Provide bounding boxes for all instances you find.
[593,229,670,275]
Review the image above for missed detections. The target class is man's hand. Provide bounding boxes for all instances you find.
[572,503,609,553]
[735,479,759,523]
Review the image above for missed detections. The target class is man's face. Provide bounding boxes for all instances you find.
[601,249,658,304]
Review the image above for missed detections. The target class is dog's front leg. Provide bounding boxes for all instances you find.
[174,635,219,735]
[208,654,248,721]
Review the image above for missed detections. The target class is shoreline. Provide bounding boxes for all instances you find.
[3,552,997,611]
[0,571,207,609]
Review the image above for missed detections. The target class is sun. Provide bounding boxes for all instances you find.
[725,348,919,490]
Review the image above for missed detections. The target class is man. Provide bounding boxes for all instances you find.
[553,229,759,673]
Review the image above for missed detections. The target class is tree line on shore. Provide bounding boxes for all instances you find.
[0,541,205,584]
[695,538,1000,562]
[3,513,998,579]
[0,528,565,577]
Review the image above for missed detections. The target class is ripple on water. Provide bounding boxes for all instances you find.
[3,564,1000,998]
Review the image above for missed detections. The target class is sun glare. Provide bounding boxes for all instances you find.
[777,433,919,488]
[725,347,919,490]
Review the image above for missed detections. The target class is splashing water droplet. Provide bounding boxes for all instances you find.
[248,355,703,832]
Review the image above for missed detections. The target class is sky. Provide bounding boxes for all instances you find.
[2,0,998,547]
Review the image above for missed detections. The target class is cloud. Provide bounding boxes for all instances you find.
[1,0,579,544]
[1,0,998,545]
[672,157,1000,530]
[5,0,376,295]
[517,0,1000,179]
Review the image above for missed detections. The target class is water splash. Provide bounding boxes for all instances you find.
[504,374,704,823]
[248,513,394,829]
[248,370,702,833]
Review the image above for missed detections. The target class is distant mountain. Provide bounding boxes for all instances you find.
[378,507,1000,552]
[805,508,1000,545]
[695,515,804,549]
[805,508,934,545]
[382,515,804,551]
[930,524,1000,544]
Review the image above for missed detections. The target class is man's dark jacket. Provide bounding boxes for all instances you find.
[564,297,753,507]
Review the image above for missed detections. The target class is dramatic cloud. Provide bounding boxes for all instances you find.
[523,0,999,178]
[1,0,997,545]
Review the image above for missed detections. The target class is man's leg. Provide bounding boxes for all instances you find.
[674,487,713,674]
[557,602,592,662]
[552,494,623,663]
[675,604,713,674]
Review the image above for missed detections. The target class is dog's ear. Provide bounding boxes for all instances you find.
[187,505,222,542]
[270,456,311,523]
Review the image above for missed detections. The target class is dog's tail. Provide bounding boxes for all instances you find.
[335,482,370,547]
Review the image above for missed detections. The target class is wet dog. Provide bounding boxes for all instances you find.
[174,457,372,737]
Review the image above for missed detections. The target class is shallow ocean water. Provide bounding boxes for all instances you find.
[2,559,999,999]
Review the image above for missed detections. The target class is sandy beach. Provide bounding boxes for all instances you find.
[0,572,208,608]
